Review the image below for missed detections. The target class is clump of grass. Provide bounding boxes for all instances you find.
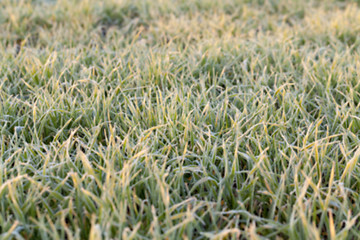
[1,0,360,239]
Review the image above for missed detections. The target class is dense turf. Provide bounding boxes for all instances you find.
[1,0,360,239]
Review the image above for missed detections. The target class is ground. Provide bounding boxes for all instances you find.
[1,0,360,239]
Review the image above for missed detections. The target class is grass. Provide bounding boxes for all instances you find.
[1,0,360,239]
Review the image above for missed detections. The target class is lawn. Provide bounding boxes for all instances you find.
[1,0,360,239]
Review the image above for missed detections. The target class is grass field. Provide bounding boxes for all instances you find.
[1,0,360,239]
